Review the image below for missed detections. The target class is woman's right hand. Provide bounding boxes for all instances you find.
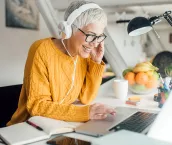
[89,103,116,120]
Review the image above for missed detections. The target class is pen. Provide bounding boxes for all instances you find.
[26,120,43,131]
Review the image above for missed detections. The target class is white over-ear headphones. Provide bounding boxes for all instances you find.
[58,3,102,39]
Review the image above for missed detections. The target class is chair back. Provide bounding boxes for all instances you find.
[0,85,22,127]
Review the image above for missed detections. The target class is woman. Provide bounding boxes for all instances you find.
[7,0,115,126]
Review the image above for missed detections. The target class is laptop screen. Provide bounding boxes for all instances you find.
[147,91,172,143]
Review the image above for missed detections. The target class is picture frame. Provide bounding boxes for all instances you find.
[6,0,39,30]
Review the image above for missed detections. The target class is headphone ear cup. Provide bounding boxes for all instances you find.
[65,25,72,39]
[58,21,72,39]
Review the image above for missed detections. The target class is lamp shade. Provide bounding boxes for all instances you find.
[127,17,152,36]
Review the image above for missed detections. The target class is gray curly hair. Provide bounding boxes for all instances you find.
[64,0,107,33]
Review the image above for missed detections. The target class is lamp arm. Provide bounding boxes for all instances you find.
[149,16,161,25]
[149,11,172,26]
[163,11,172,26]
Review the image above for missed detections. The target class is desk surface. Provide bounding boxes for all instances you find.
[0,79,161,145]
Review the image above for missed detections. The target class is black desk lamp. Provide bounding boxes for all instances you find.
[127,11,172,37]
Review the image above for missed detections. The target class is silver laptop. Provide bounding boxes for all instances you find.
[75,92,172,137]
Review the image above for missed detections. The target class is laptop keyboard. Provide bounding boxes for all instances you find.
[110,112,157,133]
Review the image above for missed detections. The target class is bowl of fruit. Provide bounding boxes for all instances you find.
[123,62,160,94]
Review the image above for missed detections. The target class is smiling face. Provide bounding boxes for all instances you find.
[67,23,105,58]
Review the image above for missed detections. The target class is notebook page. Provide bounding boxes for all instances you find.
[0,122,48,145]
[29,116,75,135]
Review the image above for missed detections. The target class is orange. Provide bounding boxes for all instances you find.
[124,72,135,85]
[135,72,149,85]
[146,78,158,88]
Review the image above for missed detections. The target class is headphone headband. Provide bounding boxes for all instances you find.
[67,3,102,25]
[58,3,103,39]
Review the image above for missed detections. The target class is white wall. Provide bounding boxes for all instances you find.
[0,0,50,87]
[107,24,144,67]
[158,29,172,51]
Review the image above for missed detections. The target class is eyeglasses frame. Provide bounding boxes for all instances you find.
[78,28,107,43]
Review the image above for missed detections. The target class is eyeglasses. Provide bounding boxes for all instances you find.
[78,28,107,43]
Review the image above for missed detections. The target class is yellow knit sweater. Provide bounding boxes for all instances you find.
[7,38,105,126]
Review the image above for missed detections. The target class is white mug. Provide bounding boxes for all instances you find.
[113,79,128,101]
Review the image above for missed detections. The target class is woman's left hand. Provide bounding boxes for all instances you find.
[90,41,104,64]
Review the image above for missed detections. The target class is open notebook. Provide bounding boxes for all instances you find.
[0,116,78,145]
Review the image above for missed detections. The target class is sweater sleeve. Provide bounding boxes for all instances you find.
[25,43,90,122]
[79,59,105,104]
